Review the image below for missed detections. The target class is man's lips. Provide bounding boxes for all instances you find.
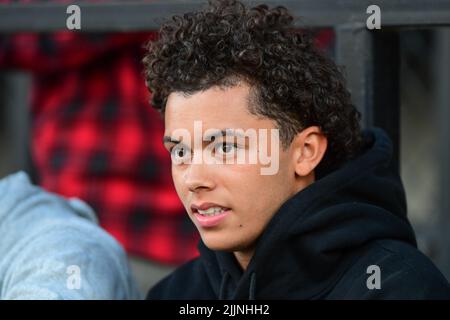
[190,202,231,212]
[193,210,231,228]
[190,202,232,228]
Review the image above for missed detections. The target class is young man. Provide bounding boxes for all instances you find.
[143,0,450,299]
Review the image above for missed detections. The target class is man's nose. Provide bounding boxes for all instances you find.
[184,163,215,193]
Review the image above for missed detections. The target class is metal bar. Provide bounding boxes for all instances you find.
[0,0,450,32]
[335,25,400,173]
[0,71,31,175]
[372,30,401,173]
[335,23,374,128]
[435,28,450,281]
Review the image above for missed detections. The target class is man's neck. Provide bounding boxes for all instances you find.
[233,249,254,271]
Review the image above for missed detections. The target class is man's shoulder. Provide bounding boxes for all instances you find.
[146,258,216,300]
[0,172,141,299]
[329,239,450,299]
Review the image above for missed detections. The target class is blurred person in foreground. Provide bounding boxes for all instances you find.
[144,0,450,299]
[0,172,140,299]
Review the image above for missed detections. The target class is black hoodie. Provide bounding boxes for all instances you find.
[147,128,450,300]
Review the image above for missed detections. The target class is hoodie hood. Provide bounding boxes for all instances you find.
[197,127,417,300]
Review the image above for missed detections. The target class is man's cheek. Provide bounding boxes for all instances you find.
[172,177,186,203]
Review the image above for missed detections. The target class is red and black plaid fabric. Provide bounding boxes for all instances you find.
[0,31,200,264]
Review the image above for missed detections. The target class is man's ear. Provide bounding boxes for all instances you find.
[291,126,328,177]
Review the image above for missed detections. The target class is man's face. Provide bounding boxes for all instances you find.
[163,83,300,253]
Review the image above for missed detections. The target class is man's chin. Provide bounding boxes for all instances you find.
[200,235,239,252]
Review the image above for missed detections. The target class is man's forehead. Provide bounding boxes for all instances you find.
[164,92,252,130]
[165,85,251,113]
[163,128,249,144]
[162,83,279,138]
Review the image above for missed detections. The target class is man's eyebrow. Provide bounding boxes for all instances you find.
[163,129,245,144]
[163,136,180,144]
[204,128,245,141]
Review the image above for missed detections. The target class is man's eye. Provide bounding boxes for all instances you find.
[176,147,185,157]
[216,142,237,155]
[170,145,190,163]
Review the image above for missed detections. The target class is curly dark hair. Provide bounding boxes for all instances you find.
[143,0,362,175]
